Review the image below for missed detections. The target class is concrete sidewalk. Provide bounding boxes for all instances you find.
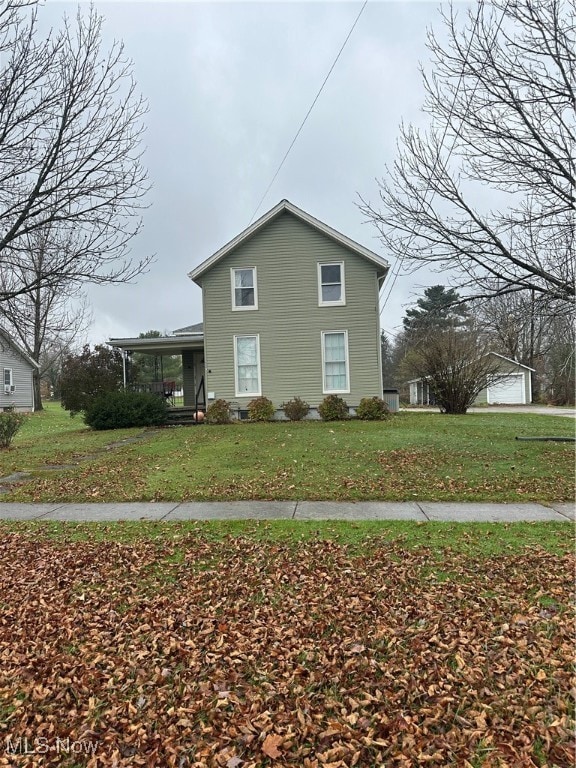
[0,500,573,522]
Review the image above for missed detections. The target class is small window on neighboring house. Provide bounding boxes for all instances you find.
[318,262,345,306]
[234,335,261,396]
[232,267,258,310]
[3,368,13,393]
[322,331,349,393]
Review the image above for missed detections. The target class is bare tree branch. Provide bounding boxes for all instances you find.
[0,226,92,407]
[0,1,152,300]
[403,328,513,414]
[359,0,575,306]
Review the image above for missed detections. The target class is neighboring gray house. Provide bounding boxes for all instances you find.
[408,353,534,406]
[110,200,390,417]
[0,328,38,412]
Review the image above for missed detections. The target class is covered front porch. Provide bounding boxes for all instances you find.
[108,325,206,413]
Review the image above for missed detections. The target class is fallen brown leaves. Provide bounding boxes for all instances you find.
[0,533,573,767]
[374,449,574,500]
[10,460,150,503]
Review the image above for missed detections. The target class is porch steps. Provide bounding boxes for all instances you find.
[166,406,206,426]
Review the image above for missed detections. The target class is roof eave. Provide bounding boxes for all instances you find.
[0,328,39,369]
[108,334,204,354]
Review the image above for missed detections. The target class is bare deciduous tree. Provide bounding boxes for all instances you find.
[476,290,575,404]
[0,1,151,301]
[0,228,92,409]
[475,289,556,371]
[543,314,575,405]
[360,0,575,306]
[403,329,509,414]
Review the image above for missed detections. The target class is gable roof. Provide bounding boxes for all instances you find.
[188,199,389,284]
[0,327,39,369]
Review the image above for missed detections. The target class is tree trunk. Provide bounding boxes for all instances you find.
[33,370,43,411]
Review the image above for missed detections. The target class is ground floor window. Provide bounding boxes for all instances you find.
[234,335,261,396]
[322,331,349,393]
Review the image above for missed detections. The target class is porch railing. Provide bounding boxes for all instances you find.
[128,381,184,407]
[195,375,205,415]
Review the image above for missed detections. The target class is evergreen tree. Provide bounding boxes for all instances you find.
[403,286,469,338]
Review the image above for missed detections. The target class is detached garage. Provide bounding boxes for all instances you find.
[408,353,534,406]
[475,354,533,405]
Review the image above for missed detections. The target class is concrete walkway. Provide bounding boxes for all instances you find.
[0,501,573,522]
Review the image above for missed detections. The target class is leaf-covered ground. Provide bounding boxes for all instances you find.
[0,530,573,767]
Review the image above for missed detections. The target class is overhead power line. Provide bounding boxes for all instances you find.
[248,0,368,225]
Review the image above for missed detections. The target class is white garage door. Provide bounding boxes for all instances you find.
[488,375,525,404]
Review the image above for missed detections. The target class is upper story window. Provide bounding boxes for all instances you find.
[231,267,258,310]
[318,262,345,306]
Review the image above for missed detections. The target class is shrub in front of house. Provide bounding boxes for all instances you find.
[247,396,275,422]
[281,396,310,421]
[84,391,168,430]
[205,398,233,424]
[355,396,391,421]
[0,410,25,448]
[318,394,349,421]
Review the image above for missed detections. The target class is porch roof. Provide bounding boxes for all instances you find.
[108,333,204,356]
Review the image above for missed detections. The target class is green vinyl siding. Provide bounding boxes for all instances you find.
[200,211,384,410]
[474,386,489,406]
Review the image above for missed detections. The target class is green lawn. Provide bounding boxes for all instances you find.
[3,517,572,555]
[1,403,574,502]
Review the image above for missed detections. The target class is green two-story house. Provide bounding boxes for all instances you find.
[189,199,389,416]
[110,200,390,418]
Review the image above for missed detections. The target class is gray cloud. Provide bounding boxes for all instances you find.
[42,1,447,343]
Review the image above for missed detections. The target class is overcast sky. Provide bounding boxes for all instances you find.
[44,0,456,344]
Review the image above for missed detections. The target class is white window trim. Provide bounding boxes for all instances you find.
[234,334,262,397]
[3,368,13,394]
[318,262,346,307]
[321,330,350,394]
[231,267,258,311]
